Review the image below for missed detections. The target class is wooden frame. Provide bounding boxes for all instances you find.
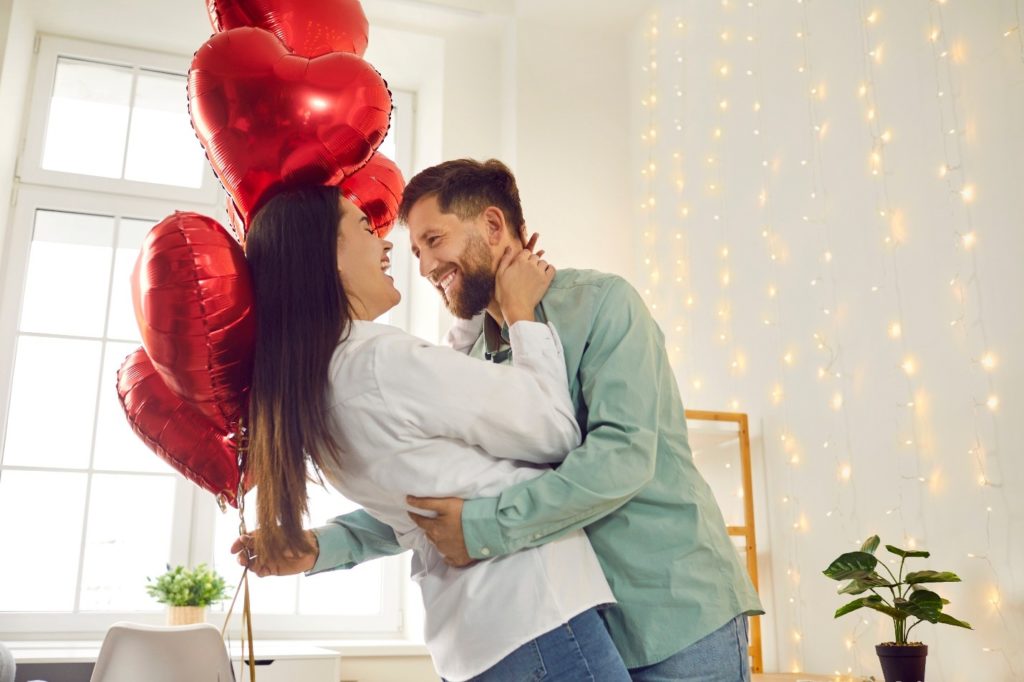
[685,409,763,674]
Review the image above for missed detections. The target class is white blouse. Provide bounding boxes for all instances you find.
[318,320,614,681]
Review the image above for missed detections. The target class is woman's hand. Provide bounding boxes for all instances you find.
[494,242,554,326]
[230,529,319,577]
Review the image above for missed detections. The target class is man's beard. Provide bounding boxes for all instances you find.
[445,233,494,320]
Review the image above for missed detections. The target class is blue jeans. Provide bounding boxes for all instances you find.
[628,615,751,682]
[458,607,631,682]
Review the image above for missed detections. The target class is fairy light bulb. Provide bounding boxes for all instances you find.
[962,232,977,249]
[980,352,997,370]
[986,395,1000,411]
[901,357,917,375]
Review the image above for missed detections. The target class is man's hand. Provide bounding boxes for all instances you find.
[407,496,475,567]
[494,246,555,325]
[230,529,319,577]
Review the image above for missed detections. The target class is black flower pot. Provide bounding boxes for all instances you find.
[876,643,928,682]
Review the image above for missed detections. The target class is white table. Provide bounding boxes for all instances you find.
[9,640,342,682]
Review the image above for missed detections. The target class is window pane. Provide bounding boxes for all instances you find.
[212,493,297,615]
[210,480,387,617]
[3,336,102,469]
[299,557,386,616]
[0,470,88,611]
[299,483,383,615]
[42,58,132,178]
[20,210,114,338]
[79,473,176,611]
[93,341,174,474]
[124,70,205,188]
[106,218,154,341]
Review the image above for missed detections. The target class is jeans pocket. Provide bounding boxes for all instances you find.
[471,640,547,682]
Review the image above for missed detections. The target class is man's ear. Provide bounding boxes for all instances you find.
[481,206,509,246]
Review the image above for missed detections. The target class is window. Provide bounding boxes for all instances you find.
[0,35,423,639]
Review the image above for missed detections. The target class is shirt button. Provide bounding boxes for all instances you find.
[480,547,491,557]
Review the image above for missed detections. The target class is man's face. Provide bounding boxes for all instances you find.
[407,195,496,319]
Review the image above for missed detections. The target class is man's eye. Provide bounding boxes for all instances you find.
[427,236,439,246]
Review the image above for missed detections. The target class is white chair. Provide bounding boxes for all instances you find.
[90,622,235,682]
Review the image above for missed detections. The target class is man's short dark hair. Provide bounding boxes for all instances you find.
[398,158,524,237]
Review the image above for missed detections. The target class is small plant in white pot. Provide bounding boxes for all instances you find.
[146,564,228,625]
[823,535,972,682]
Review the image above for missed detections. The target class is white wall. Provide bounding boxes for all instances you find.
[632,1,1024,679]
[0,0,33,265]
[512,11,637,280]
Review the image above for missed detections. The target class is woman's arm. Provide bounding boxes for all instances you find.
[374,320,580,464]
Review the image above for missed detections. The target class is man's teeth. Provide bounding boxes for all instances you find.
[381,260,390,273]
[438,271,456,292]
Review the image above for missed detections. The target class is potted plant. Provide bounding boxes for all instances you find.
[146,563,229,625]
[823,535,972,682]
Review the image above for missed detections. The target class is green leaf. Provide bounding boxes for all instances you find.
[860,535,881,555]
[146,563,229,607]
[936,612,973,629]
[910,584,952,603]
[838,572,893,595]
[823,551,878,581]
[902,589,944,623]
[905,570,961,585]
[835,596,875,618]
[862,596,910,619]
[885,544,930,558]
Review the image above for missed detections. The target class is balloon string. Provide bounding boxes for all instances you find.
[220,567,256,681]
[244,570,256,682]
[220,418,255,680]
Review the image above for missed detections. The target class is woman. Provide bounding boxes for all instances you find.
[236,185,629,682]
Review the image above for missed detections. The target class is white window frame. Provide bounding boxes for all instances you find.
[0,36,426,641]
[18,35,221,205]
[0,185,211,636]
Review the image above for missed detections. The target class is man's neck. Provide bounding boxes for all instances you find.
[485,300,504,329]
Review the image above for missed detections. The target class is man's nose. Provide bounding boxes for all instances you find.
[419,252,436,279]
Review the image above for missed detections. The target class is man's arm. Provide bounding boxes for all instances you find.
[307,508,405,574]
[459,278,660,558]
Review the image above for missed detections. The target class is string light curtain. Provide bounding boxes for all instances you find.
[631,1,1023,678]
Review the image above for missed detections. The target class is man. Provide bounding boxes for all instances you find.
[237,159,763,680]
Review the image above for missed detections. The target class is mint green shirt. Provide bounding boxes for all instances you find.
[312,268,763,668]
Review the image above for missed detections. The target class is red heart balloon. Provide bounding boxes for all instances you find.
[225,152,405,243]
[117,347,245,507]
[207,0,369,58]
[339,152,405,239]
[189,27,393,228]
[131,211,255,432]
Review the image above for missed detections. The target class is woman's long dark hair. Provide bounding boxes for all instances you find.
[245,185,351,560]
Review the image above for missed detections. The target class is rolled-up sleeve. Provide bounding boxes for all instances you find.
[307,509,404,574]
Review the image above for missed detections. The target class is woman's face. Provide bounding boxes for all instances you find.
[336,196,401,320]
